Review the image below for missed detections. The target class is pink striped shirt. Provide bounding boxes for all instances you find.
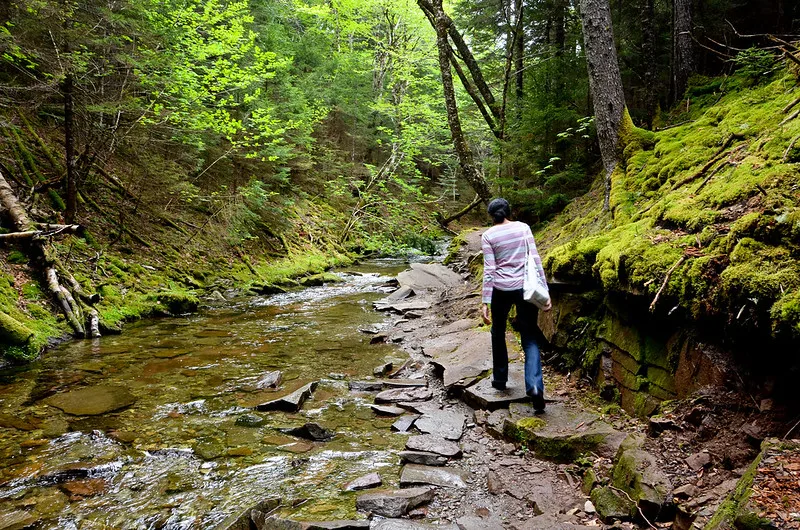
[481,221,547,304]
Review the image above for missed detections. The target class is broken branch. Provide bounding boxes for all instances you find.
[649,255,687,312]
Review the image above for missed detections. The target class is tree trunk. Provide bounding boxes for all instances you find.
[64,72,78,223]
[421,0,491,203]
[673,0,694,102]
[642,0,657,128]
[578,0,627,211]
[514,0,524,102]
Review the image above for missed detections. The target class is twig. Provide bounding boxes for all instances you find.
[779,108,800,126]
[784,416,800,439]
[783,49,800,68]
[649,256,687,312]
[608,486,657,529]
[656,120,692,132]
[782,96,800,114]
[782,134,800,161]
[672,134,742,190]
[695,162,729,194]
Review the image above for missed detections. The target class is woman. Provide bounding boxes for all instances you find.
[480,198,551,413]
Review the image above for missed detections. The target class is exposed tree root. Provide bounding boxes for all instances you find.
[0,168,102,338]
[671,134,743,190]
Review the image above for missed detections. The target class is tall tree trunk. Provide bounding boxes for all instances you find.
[63,72,77,223]
[422,0,491,202]
[672,0,694,102]
[514,0,524,102]
[642,0,657,128]
[578,0,627,211]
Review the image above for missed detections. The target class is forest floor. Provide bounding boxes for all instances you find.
[356,229,799,530]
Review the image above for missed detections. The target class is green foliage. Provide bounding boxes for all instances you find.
[732,48,777,84]
[7,251,28,264]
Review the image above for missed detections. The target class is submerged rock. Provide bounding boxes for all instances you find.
[0,510,39,530]
[255,381,318,413]
[399,464,469,489]
[355,487,435,518]
[343,472,382,491]
[405,435,462,458]
[235,413,265,427]
[279,422,334,441]
[214,496,281,530]
[43,385,136,416]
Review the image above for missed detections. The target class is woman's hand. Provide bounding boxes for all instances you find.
[542,299,553,311]
[481,303,491,325]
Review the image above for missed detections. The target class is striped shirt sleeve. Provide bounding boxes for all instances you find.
[481,232,496,304]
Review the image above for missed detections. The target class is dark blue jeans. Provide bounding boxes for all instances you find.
[490,288,543,397]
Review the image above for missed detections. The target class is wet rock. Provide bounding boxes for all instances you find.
[194,438,226,460]
[355,487,435,518]
[60,478,106,500]
[374,363,393,377]
[214,497,281,530]
[43,385,136,415]
[349,381,383,392]
[235,413,266,427]
[428,330,493,390]
[685,451,712,471]
[461,365,529,410]
[343,472,382,491]
[371,520,458,530]
[382,379,427,388]
[40,418,69,438]
[400,464,469,489]
[590,486,635,522]
[279,422,334,441]
[397,263,462,291]
[611,448,672,521]
[108,430,137,444]
[0,510,39,530]
[391,415,419,433]
[399,451,448,466]
[414,410,466,441]
[405,435,462,458]
[30,489,68,517]
[371,405,407,417]
[278,442,314,453]
[255,381,318,413]
[374,387,432,404]
[503,403,626,462]
[255,370,282,390]
[226,447,253,457]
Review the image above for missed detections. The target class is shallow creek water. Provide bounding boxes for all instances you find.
[0,260,422,529]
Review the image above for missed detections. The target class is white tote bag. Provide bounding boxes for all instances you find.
[523,247,551,309]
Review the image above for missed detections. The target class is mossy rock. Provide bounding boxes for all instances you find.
[151,291,200,315]
[611,448,672,521]
[503,404,624,463]
[299,273,342,286]
[591,486,635,522]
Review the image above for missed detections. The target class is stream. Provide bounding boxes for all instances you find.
[0,259,425,529]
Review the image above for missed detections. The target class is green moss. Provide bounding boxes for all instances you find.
[703,442,765,530]
[591,486,635,522]
[147,291,200,315]
[7,251,28,264]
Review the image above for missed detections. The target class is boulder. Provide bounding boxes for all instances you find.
[414,410,467,441]
[343,472,382,492]
[255,382,318,412]
[399,464,469,489]
[398,451,448,466]
[279,422,334,441]
[405,435,461,458]
[43,385,136,416]
[374,387,432,404]
[355,487,435,518]
[611,448,672,521]
[590,486,635,522]
[397,263,462,291]
[503,403,626,463]
[299,273,343,287]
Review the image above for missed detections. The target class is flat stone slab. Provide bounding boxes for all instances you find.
[374,299,432,313]
[355,487,435,518]
[371,405,407,417]
[503,403,626,463]
[461,363,529,411]
[0,510,38,530]
[255,370,282,390]
[382,379,427,388]
[371,520,459,530]
[344,472,382,491]
[397,263,462,291]
[43,385,136,416]
[405,435,461,458]
[391,415,419,432]
[414,410,467,441]
[255,382,318,412]
[349,381,383,392]
[400,464,470,489]
[399,451,448,466]
[428,330,495,390]
[374,387,432,404]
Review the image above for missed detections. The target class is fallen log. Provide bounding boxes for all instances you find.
[0,224,80,242]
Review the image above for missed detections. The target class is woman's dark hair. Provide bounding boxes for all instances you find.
[487,198,511,224]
